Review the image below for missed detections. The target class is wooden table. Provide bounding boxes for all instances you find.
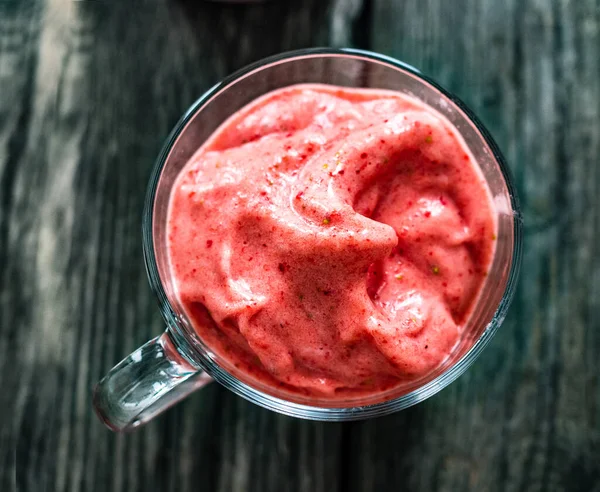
[1,0,599,490]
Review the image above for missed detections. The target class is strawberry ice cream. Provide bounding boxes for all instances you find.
[167,84,497,398]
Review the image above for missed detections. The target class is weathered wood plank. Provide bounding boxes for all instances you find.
[0,3,45,491]
[0,0,357,491]
[352,0,600,491]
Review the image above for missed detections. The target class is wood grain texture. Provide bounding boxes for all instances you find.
[360,1,600,491]
[0,0,598,491]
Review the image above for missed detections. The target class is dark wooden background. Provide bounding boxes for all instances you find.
[1,0,599,490]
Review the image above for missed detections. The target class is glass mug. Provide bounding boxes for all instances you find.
[93,48,523,431]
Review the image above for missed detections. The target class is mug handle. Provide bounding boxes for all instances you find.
[93,329,212,431]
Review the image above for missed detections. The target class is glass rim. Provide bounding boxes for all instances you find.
[142,47,523,420]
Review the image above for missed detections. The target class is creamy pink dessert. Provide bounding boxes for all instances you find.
[167,84,496,398]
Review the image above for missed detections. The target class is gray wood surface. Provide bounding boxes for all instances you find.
[1,0,598,491]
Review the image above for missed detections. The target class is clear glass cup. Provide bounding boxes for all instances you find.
[93,48,523,431]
